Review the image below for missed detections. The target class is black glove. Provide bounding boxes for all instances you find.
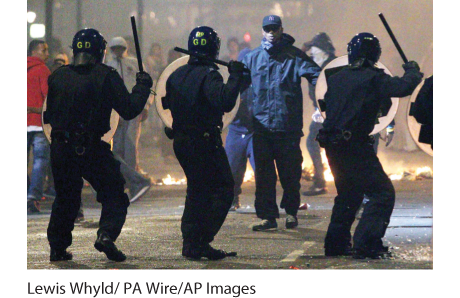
[136,71,153,88]
[402,61,420,72]
[164,127,174,140]
[227,60,247,74]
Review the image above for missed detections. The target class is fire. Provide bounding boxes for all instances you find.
[243,169,255,182]
[160,174,186,185]
[301,149,432,182]
[389,166,433,181]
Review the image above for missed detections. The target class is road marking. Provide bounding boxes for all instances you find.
[281,241,316,262]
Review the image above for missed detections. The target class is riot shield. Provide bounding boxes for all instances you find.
[407,79,433,156]
[41,98,120,143]
[315,55,399,135]
[154,55,240,129]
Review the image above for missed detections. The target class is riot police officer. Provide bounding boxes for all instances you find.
[162,26,247,260]
[317,33,423,259]
[45,28,153,262]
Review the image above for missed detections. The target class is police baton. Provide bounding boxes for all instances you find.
[130,16,144,72]
[378,13,409,64]
[174,47,229,67]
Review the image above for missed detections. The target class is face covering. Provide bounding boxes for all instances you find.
[310,46,329,67]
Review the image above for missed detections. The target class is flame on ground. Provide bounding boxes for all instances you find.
[301,150,433,182]
[156,174,186,185]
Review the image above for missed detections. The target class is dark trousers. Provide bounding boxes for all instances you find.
[306,121,326,188]
[324,141,395,251]
[173,132,234,245]
[253,134,303,219]
[47,140,130,251]
[224,128,255,198]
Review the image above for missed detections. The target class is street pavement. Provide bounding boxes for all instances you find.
[27,178,433,270]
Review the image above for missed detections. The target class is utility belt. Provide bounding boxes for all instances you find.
[51,130,101,155]
[173,125,223,147]
[316,128,374,148]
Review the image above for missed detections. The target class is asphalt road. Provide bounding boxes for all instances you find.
[27,179,433,270]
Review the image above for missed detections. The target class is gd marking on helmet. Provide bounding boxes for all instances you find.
[76,41,92,49]
[193,38,207,46]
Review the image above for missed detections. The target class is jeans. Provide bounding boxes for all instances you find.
[27,131,50,201]
[224,127,255,198]
[253,135,303,219]
[306,121,325,188]
[112,115,141,171]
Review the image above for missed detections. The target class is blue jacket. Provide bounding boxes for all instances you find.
[242,33,321,137]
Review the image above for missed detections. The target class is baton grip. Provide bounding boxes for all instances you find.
[378,13,409,64]
[174,47,229,67]
[131,16,144,72]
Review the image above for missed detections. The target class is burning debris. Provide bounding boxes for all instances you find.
[301,159,433,182]
[153,174,186,186]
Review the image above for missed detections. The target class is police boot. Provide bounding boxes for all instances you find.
[50,248,73,262]
[94,232,126,262]
[199,243,237,260]
[353,246,393,260]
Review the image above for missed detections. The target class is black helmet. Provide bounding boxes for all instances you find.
[188,26,221,59]
[72,28,107,63]
[347,32,381,66]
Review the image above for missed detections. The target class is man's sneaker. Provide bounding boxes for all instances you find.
[27,200,40,213]
[43,188,56,200]
[50,248,73,262]
[298,203,309,210]
[129,179,151,203]
[353,246,393,260]
[252,219,277,231]
[285,215,298,229]
[229,197,241,211]
[94,233,126,262]
[302,186,327,196]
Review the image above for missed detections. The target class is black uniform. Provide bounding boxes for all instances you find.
[45,63,150,252]
[162,58,245,250]
[317,64,422,256]
[411,76,433,148]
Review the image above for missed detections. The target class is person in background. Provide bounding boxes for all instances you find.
[221,37,240,62]
[106,36,152,202]
[27,39,51,213]
[301,32,337,198]
[225,44,255,211]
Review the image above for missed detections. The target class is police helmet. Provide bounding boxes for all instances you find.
[188,26,221,59]
[347,32,381,66]
[72,28,107,63]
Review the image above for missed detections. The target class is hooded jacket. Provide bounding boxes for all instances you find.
[27,56,51,127]
[242,33,321,137]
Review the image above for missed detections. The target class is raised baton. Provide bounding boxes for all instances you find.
[130,16,144,72]
[378,13,409,64]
